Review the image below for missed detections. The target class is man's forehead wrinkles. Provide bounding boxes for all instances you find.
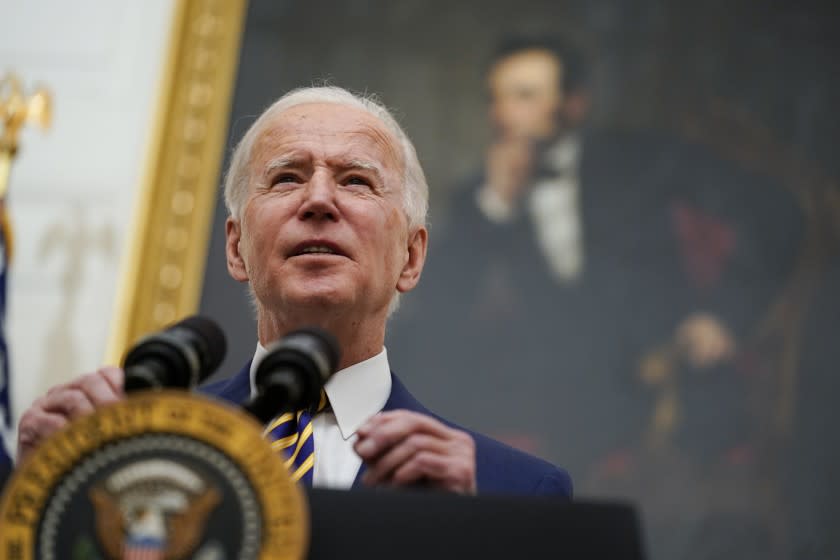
[250,108,404,178]
[259,134,393,163]
[259,127,382,151]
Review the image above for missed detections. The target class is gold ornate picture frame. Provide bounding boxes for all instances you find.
[105,0,247,362]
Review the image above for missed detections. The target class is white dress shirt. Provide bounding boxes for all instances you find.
[476,135,584,282]
[249,344,392,489]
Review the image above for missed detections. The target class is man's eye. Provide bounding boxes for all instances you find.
[345,176,371,187]
[272,174,299,185]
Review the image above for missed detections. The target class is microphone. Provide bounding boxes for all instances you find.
[122,315,227,393]
[245,328,341,424]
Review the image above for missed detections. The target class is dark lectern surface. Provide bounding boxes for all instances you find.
[306,488,645,560]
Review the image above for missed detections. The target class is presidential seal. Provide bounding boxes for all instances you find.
[0,391,307,560]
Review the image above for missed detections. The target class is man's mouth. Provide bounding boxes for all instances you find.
[299,245,338,255]
[290,241,347,258]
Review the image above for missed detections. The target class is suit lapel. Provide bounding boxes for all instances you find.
[199,360,252,405]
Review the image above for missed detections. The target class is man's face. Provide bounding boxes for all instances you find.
[488,49,563,141]
[226,103,427,323]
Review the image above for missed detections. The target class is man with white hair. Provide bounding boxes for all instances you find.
[16,86,572,496]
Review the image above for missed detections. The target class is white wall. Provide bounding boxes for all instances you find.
[0,0,176,451]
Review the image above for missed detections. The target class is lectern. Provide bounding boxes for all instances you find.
[307,487,645,559]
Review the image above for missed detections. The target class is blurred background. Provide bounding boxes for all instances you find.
[2,0,838,558]
[200,1,839,558]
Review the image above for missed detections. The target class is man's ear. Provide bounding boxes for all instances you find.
[225,217,249,282]
[396,226,428,294]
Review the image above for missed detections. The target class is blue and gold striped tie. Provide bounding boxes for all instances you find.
[265,390,328,486]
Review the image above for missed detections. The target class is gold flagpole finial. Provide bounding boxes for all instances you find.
[0,72,53,201]
[0,72,53,261]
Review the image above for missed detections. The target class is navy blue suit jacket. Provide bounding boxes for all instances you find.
[200,361,572,497]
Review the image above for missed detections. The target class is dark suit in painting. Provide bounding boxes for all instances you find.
[388,130,683,477]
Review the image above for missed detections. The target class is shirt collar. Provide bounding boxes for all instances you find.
[249,343,392,440]
[543,133,581,175]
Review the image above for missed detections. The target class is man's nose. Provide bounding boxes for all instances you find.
[298,171,339,222]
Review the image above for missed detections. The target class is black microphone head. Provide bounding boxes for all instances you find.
[280,327,340,377]
[254,327,341,412]
[123,315,227,392]
[171,315,227,375]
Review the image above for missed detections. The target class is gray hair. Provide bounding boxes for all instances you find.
[223,86,429,231]
[224,86,429,316]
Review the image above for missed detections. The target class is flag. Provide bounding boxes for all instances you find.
[0,204,13,471]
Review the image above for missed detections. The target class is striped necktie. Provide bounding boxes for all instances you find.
[264,390,328,486]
